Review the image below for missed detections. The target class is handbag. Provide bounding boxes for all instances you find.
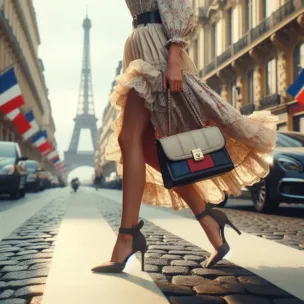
[156,90,234,189]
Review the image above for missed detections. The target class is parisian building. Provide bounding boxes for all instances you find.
[95,61,123,177]
[0,0,57,171]
[187,0,304,132]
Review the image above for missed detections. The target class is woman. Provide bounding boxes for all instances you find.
[94,165,104,189]
[92,0,278,273]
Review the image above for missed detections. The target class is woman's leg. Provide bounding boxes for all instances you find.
[143,123,223,249]
[111,89,151,263]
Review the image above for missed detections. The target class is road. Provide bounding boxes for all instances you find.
[0,187,303,304]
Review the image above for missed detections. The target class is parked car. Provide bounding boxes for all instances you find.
[24,160,43,192]
[0,141,28,199]
[250,131,304,213]
[50,175,59,188]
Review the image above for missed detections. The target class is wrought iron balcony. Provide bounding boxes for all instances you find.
[200,0,303,77]
[217,47,232,66]
[233,35,249,54]
[259,94,281,110]
[240,103,255,115]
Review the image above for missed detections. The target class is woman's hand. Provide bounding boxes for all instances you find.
[163,44,183,93]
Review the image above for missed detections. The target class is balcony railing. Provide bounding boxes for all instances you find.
[218,47,232,66]
[240,103,255,115]
[201,0,302,77]
[259,94,281,110]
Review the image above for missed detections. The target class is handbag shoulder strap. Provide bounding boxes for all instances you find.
[167,89,205,136]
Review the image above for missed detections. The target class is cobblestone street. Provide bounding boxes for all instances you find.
[0,188,304,304]
[163,200,304,252]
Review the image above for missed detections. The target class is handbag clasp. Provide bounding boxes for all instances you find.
[192,149,204,161]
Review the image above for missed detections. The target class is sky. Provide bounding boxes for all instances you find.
[33,0,132,159]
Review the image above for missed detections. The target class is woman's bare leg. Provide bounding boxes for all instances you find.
[110,89,151,263]
[143,123,223,249]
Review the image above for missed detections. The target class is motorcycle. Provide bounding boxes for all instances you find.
[71,179,80,192]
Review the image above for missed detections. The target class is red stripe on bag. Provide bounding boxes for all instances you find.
[187,154,215,172]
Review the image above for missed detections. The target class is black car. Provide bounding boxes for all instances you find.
[24,160,43,192]
[0,141,28,199]
[250,131,304,213]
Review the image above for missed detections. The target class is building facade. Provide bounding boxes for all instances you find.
[0,0,56,171]
[95,61,122,177]
[188,0,304,132]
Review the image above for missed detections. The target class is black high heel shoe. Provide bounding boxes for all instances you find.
[196,204,241,268]
[91,220,147,273]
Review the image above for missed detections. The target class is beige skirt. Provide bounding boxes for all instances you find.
[105,24,278,210]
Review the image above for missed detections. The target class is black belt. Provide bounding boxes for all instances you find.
[133,11,162,28]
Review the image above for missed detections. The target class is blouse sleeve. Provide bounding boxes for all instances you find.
[157,0,195,48]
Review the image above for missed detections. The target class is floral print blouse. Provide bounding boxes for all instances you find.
[125,0,195,47]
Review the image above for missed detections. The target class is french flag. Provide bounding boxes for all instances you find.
[0,68,25,114]
[53,157,61,165]
[22,110,40,140]
[287,70,304,105]
[55,162,64,168]
[47,151,59,162]
[32,131,53,155]
[6,109,32,135]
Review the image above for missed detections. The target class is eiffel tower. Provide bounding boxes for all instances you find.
[64,14,98,170]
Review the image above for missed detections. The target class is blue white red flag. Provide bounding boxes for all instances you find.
[22,110,40,140]
[53,157,61,164]
[47,151,59,162]
[32,131,53,155]
[0,68,24,114]
[6,109,32,135]
[287,69,304,105]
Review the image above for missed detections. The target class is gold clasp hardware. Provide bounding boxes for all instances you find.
[192,149,204,161]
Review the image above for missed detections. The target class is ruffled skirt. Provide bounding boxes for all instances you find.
[105,24,278,210]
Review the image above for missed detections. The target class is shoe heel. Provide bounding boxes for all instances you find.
[226,219,242,235]
[141,251,145,272]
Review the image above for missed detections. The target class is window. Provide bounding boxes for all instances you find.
[192,0,196,9]
[248,70,254,103]
[245,0,256,31]
[231,80,238,108]
[293,43,304,79]
[211,23,216,59]
[294,114,304,133]
[226,9,232,47]
[231,6,238,44]
[264,1,276,19]
[266,58,278,95]
[276,132,304,148]
[215,21,221,56]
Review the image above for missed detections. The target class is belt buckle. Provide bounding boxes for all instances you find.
[133,14,138,28]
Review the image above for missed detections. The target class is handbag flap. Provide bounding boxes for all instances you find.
[159,127,225,161]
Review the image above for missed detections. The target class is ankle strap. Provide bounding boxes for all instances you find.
[195,204,215,221]
[119,220,144,235]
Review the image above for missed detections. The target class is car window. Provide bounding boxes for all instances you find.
[0,143,17,158]
[25,162,38,173]
[276,133,304,147]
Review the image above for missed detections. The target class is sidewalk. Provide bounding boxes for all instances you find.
[1,188,304,304]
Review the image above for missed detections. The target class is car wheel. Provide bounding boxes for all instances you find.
[218,194,229,208]
[35,182,40,193]
[250,179,278,213]
[10,191,20,200]
[19,189,26,198]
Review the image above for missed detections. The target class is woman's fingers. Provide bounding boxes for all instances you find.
[165,77,183,93]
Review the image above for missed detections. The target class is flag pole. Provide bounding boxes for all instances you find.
[0,62,18,76]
